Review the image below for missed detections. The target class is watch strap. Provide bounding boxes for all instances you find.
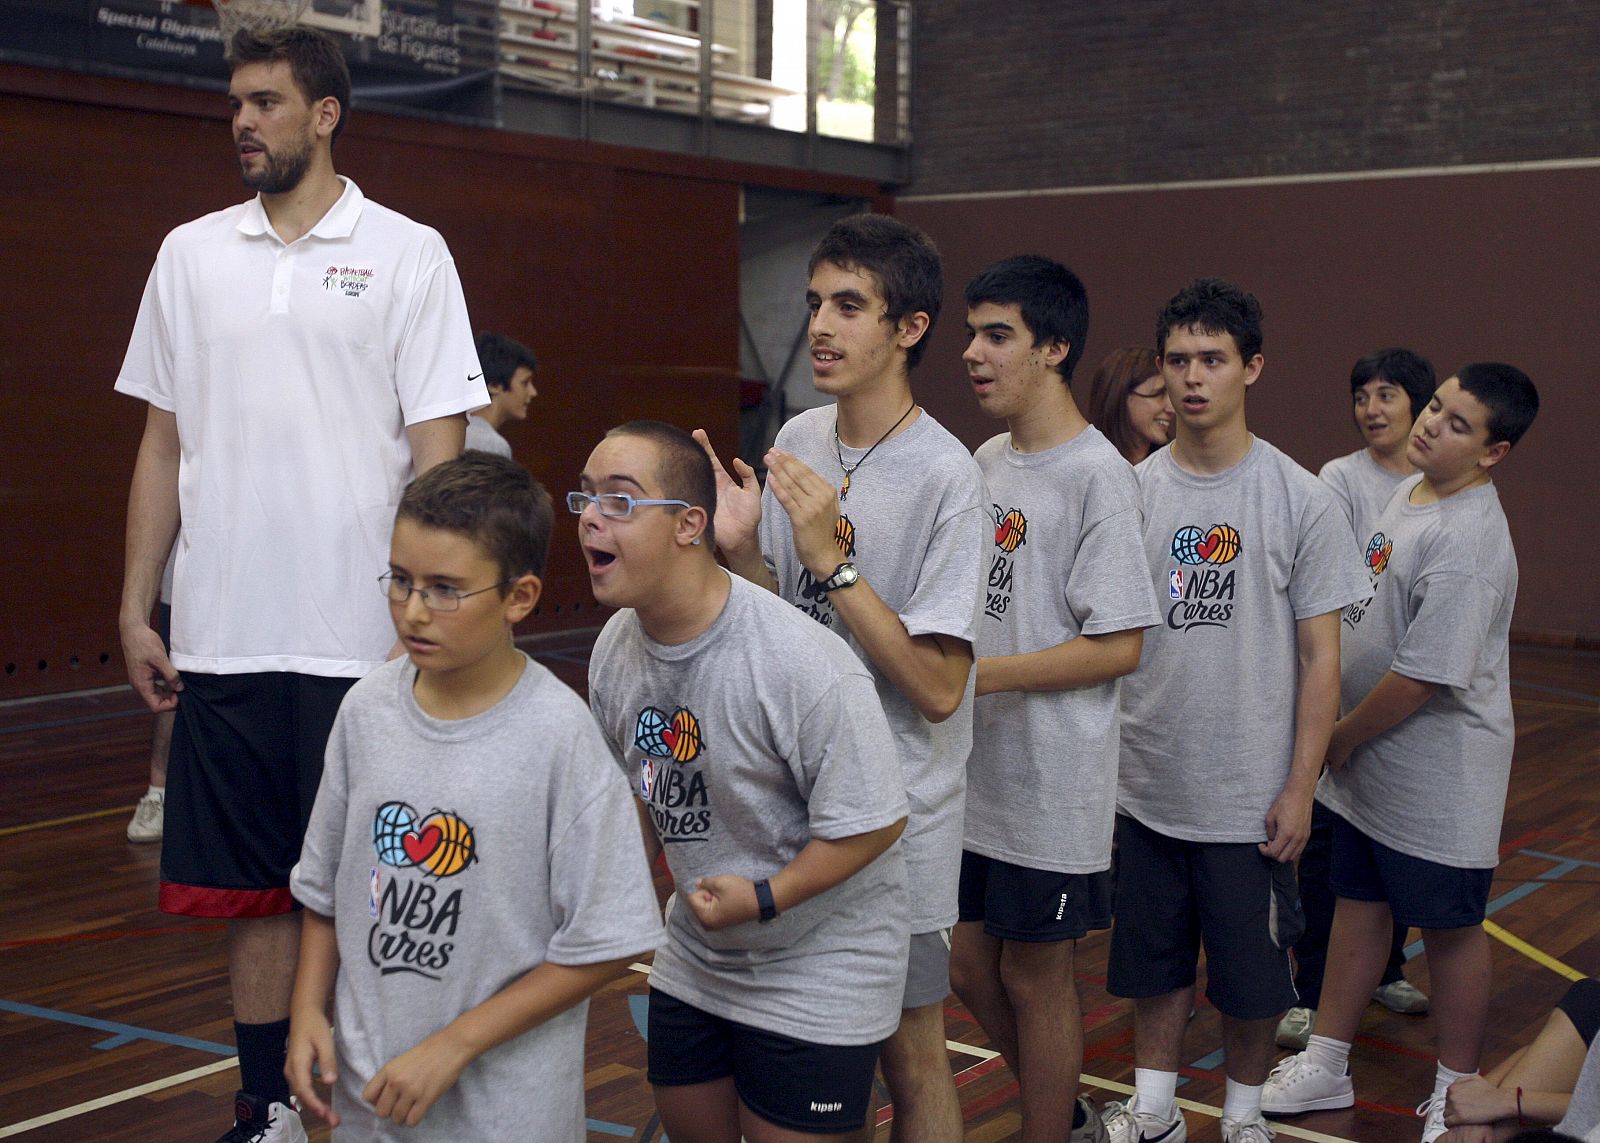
[754,878,778,923]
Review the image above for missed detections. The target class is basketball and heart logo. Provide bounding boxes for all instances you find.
[1170,523,1242,566]
[1365,532,1394,577]
[372,801,476,878]
[993,507,1028,554]
[634,705,704,763]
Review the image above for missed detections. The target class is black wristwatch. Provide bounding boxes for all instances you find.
[754,878,778,923]
[816,562,859,595]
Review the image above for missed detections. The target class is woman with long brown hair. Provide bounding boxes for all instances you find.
[1086,346,1173,464]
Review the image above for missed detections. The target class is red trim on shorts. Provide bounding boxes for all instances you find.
[160,881,294,918]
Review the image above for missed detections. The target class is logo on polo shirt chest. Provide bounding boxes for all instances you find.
[322,264,376,297]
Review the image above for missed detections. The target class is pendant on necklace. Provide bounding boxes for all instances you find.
[840,471,851,500]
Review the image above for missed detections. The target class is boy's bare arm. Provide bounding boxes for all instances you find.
[685,817,907,931]
[975,628,1145,697]
[1327,670,1438,769]
[1262,610,1341,862]
[286,910,342,1126]
[363,956,636,1128]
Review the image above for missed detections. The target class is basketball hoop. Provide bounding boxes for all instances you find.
[212,0,314,53]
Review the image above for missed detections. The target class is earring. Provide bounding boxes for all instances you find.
[692,538,702,546]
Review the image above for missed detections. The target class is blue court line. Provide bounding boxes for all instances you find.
[1,996,652,1138]
[585,1120,634,1137]
[0,998,236,1055]
[1402,852,1580,960]
[1512,680,1600,705]
[1520,848,1600,870]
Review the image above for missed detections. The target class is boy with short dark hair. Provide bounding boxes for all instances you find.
[1278,346,1440,1051]
[580,421,910,1142]
[699,213,987,1142]
[466,332,539,457]
[1105,278,1367,1143]
[1262,365,1540,1143]
[285,452,663,1140]
[953,255,1159,1143]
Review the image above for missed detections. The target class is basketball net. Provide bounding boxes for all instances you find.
[212,0,314,53]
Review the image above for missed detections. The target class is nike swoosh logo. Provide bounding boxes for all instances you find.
[468,373,484,382]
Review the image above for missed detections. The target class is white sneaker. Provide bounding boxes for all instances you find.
[1261,1052,1355,1115]
[1374,978,1430,1014]
[1102,1095,1187,1143]
[1072,1096,1110,1143]
[126,793,164,843]
[1416,1093,1447,1142]
[1274,1006,1315,1050]
[214,1091,308,1143]
[1221,1109,1275,1142]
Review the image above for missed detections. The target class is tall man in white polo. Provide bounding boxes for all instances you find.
[115,27,486,1143]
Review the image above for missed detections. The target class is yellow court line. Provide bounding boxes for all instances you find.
[0,805,133,838]
[0,1058,237,1138]
[1484,919,1588,981]
[1081,1076,1357,1143]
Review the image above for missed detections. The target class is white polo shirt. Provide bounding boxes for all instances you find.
[116,179,487,678]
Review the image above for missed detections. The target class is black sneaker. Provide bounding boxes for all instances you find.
[213,1090,308,1143]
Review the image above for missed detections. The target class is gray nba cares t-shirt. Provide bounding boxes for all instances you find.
[1317,477,1518,868]
[588,573,911,1045]
[760,406,987,932]
[291,655,664,1142]
[1319,448,1410,544]
[1118,439,1368,843]
[968,427,1160,873]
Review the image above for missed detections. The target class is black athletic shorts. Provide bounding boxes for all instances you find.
[1107,813,1304,1020]
[647,988,883,1134]
[160,671,355,918]
[958,850,1113,942]
[1559,978,1600,1047]
[1327,811,1493,929]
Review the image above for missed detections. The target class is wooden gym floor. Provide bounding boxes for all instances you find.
[1,633,1595,1141]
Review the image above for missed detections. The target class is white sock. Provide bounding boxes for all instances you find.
[145,785,165,801]
[1133,1068,1177,1120]
[1433,1061,1476,1098]
[1306,1033,1351,1076]
[1222,1078,1262,1122]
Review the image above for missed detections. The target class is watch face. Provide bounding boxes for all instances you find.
[838,564,859,586]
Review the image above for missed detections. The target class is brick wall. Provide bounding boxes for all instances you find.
[908,2,1600,195]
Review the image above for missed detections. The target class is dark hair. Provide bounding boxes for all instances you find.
[1454,362,1540,447]
[1087,346,1163,462]
[396,453,553,584]
[606,420,717,549]
[964,255,1090,382]
[474,332,538,392]
[1350,347,1436,420]
[808,213,943,370]
[229,27,352,146]
[1155,277,1263,362]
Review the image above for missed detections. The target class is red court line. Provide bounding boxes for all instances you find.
[1353,1032,1435,1062]
[1357,1098,1422,1118]
[0,924,225,949]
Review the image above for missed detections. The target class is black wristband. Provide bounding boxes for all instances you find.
[754,878,778,923]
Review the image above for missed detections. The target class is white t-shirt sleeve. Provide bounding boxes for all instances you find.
[1066,504,1161,636]
[1290,496,1369,619]
[793,673,908,841]
[393,250,488,425]
[1391,569,1502,690]
[114,251,177,411]
[543,758,665,967]
[289,710,350,916]
[901,500,985,643]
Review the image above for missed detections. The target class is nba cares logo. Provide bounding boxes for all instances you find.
[1170,523,1241,566]
[635,705,704,763]
[372,801,477,878]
